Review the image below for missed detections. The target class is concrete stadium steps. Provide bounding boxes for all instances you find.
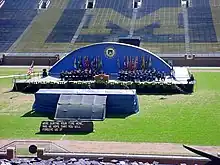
[1,0,38,10]
[66,0,86,9]
[49,0,70,9]
[9,0,70,53]
[210,6,220,42]
[45,9,86,43]
[136,0,180,19]
[210,0,220,6]
[189,42,220,53]
[75,7,185,43]
[153,26,184,35]
[0,0,38,52]
[75,8,132,42]
[140,43,186,54]
[4,0,220,54]
[94,0,133,18]
[187,0,217,43]
[85,8,132,31]
[134,7,182,30]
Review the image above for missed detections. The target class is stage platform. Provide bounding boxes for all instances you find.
[33,89,139,117]
[13,67,195,94]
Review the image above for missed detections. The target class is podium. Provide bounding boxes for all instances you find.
[94,74,109,83]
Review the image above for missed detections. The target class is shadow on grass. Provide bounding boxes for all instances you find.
[21,110,54,120]
[106,113,133,119]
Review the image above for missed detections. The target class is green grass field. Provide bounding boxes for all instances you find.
[0,69,219,146]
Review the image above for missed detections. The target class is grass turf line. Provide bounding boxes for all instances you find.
[0,69,219,145]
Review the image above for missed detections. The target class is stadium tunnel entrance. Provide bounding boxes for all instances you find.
[49,42,173,78]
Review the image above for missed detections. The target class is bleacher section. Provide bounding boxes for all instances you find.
[46,9,86,43]
[74,0,185,48]
[95,0,133,18]
[188,0,217,43]
[2,0,220,54]
[45,0,86,43]
[137,0,180,18]
[0,0,37,52]
[133,8,185,43]
[187,0,220,53]
[210,0,220,41]
[66,0,86,9]
[1,0,37,9]
[9,0,72,53]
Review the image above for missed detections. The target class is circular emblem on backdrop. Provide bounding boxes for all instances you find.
[105,47,116,58]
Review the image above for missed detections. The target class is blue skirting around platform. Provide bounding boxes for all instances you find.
[32,89,139,117]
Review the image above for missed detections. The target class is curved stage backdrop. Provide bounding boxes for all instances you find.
[49,42,172,77]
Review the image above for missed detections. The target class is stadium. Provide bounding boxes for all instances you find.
[0,0,220,164]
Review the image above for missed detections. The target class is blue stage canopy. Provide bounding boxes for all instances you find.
[49,42,172,77]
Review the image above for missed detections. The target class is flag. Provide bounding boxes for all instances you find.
[73,57,77,69]
[83,56,87,68]
[141,56,145,70]
[126,56,129,68]
[145,56,149,69]
[117,57,120,69]
[87,56,90,68]
[98,56,103,70]
[91,56,96,70]
[95,56,98,69]
[78,56,83,69]
[27,61,34,75]
[131,56,135,70]
[148,56,152,68]
[123,56,127,69]
[85,56,90,69]
[134,56,138,70]
[129,56,132,70]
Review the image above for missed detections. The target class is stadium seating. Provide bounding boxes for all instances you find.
[83,14,94,28]
[0,0,37,52]
[95,0,133,18]
[0,0,218,53]
[178,13,184,28]
[46,9,86,43]
[75,1,184,43]
[65,0,86,9]
[188,0,217,42]
[1,0,37,9]
[43,0,185,45]
[136,0,180,18]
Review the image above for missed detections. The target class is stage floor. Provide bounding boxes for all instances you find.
[15,67,192,85]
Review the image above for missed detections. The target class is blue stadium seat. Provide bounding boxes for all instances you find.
[188,0,217,42]
[46,9,86,43]
[66,0,86,9]
[2,0,37,9]
[178,13,184,28]
[0,0,37,52]
[136,0,180,18]
[95,0,133,18]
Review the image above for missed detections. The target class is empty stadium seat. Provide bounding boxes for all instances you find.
[0,0,37,52]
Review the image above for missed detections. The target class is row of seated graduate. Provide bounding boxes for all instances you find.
[60,68,166,82]
[60,69,100,81]
[118,69,166,82]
